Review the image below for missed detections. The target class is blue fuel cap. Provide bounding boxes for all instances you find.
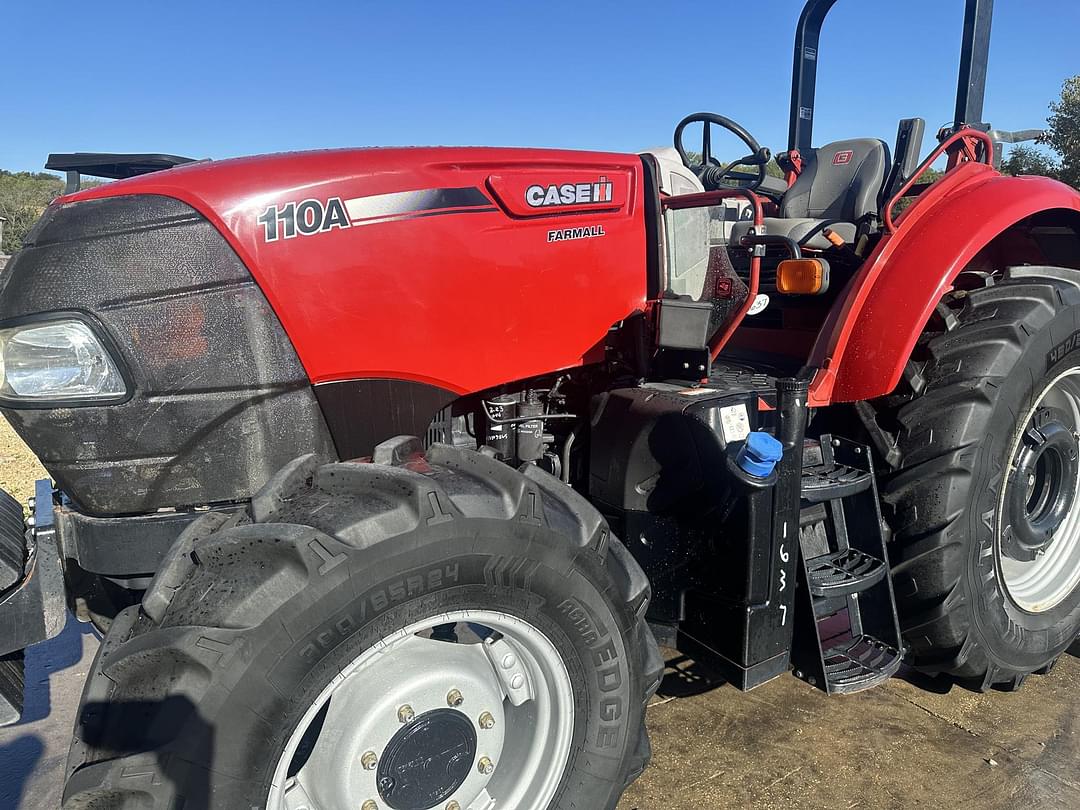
[736,431,784,478]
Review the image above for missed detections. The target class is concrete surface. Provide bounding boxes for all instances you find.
[0,618,98,810]
[1,622,1076,809]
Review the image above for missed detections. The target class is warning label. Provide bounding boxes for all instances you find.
[720,404,751,443]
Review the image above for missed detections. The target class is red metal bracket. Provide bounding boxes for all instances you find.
[883,128,995,233]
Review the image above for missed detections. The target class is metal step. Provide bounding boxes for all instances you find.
[793,434,905,696]
[805,548,887,597]
[820,634,902,694]
[800,458,872,503]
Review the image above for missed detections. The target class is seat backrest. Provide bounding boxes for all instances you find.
[781,139,890,222]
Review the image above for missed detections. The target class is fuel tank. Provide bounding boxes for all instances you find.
[65,147,650,394]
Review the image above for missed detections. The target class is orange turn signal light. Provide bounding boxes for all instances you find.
[776,258,830,295]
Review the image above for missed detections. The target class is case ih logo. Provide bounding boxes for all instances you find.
[525,177,614,208]
[832,150,854,166]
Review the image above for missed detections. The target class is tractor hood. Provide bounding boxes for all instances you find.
[62,147,650,393]
[0,147,649,515]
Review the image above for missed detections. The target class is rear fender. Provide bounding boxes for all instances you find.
[810,165,1080,403]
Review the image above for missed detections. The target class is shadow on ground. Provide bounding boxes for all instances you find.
[18,618,97,725]
[0,616,100,809]
[0,734,43,809]
[657,654,728,699]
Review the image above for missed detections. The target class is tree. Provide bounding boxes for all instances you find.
[999,75,1079,188]
[0,171,100,255]
[0,170,64,254]
[1000,144,1058,178]
[0,206,43,256]
[1044,75,1080,189]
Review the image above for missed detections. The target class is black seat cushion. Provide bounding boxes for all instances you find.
[727,139,890,251]
[781,139,890,222]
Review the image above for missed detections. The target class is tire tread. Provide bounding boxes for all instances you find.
[879,271,1080,689]
[63,443,658,808]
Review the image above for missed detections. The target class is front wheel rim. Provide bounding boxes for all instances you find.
[266,609,575,810]
[998,367,1080,613]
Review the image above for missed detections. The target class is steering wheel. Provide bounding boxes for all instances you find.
[674,112,771,191]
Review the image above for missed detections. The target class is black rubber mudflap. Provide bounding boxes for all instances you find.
[0,651,25,726]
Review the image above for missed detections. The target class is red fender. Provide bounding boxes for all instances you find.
[809,163,1080,404]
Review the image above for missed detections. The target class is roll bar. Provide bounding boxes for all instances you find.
[788,0,995,152]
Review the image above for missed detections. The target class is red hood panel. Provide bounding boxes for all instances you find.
[66,147,648,393]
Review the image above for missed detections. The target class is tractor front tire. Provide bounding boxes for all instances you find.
[62,442,662,810]
[881,268,1080,690]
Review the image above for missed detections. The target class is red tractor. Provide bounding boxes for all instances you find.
[1,1,1077,807]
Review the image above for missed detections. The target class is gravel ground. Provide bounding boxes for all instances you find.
[0,418,1076,810]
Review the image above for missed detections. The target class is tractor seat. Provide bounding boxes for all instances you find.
[730,138,890,251]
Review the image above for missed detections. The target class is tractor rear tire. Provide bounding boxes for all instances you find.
[879,268,1080,690]
[61,441,662,810]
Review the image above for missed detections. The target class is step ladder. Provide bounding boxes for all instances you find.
[792,434,904,694]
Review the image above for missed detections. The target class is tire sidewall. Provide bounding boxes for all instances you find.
[200,520,642,810]
[967,299,1080,668]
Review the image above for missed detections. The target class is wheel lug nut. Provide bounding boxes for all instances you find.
[362,801,378,810]
[478,755,495,775]
[478,711,495,730]
[398,704,415,724]
[446,803,461,810]
[361,751,378,770]
[447,688,464,708]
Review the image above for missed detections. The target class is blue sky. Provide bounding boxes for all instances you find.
[1,0,1076,173]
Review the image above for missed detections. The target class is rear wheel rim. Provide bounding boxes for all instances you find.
[266,609,575,810]
[998,367,1080,613]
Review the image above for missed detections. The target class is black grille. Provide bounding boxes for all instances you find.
[0,195,337,516]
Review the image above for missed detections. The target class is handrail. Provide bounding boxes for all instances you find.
[660,187,764,217]
[883,128,995,233]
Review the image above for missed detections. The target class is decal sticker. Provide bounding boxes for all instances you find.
[547,225,606,242]
[833,150,854,166]
[259,197,351,242]
[747,293,770,315]
[526,177,614,208]
[344,187,493,222]
[258,187,497,242]
[719,404,751,443]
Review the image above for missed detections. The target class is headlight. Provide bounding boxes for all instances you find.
[0,319,127,403]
